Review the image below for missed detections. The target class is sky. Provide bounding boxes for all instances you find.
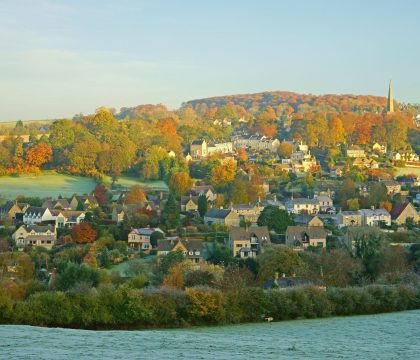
[0,0,419,121]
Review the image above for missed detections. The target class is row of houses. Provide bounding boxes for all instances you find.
[337,202,419,227]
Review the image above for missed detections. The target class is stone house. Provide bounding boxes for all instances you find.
[359,208,391,226]
[336,211,363,227]
[390,202,420,225]
[190,139,207,158]
[285,225,327,250]
[347,146,365,158]
[128,227,165,251]
[0,201,29,221]
[286,198,320,215]
[180,195,199,212]
[12,224,56,249]
[381,180,401,195]
[157,238,204,263]
[228,226,270,258]
[204,208,240,227]
[69,195,98,210]
[231,202,264,224]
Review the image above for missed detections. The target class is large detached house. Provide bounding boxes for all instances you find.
[285,226,327,250]
[180,195,199,212]
[128,227,164,251]
[157,238,204,263]
[390,203,420,225]
[204,208,240,227]
[286,198,320,215]
[359,209,391,226]
[228,226,270,258]
[51,210,85,228]
[23,207,85,228]
[12,224,56,249]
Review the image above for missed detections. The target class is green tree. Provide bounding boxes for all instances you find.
[197,194,208,218]
[257,206,294,233]
[353,230,386,279]
[257,245,305,281]
[161,193,180,229]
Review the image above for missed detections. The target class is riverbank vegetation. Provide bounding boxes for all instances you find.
[0,283,419,329]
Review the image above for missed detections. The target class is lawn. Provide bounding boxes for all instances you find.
[0,172,96,200]
[109,176,169,192]
[394,167,420,177]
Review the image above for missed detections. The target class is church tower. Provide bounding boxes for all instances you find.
[387,80,394,113]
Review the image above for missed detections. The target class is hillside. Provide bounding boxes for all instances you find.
[183,91,389,114]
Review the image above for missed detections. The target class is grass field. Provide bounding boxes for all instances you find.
[0,172,96,200]
[108,176,169,192]
[0,172,168,200]
[394,167,420,177]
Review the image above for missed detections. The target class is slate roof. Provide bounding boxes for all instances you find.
[286,225,327,239]
[130,227,164,236]
[230,226,270,242]
[204,208,232,219]
[390,203,410,219]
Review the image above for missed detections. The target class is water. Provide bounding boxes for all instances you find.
[1,310,419,359]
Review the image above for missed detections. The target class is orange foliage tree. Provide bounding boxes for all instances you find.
[125,184,147,204]
[71,223,97,244]
[25,143,53,167]
[169,171,193,197]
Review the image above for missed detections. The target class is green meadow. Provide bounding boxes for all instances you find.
[0,172,168,200]
[0,172,96,200]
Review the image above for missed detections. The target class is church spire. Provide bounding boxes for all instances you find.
[387,80,394,113]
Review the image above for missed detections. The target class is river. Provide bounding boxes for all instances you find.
[0,310,419,359]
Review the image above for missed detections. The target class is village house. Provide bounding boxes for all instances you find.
[359,208,391,226]
[294,215,324,226]
[128,227,164,251]
[352,157,379,169]
[231,202,265,224]
[347,146,366,158]
[286,198,320,215]
[42,198,71,210]
[23,207,55,225]
[203,208,240,227]
[336,211,363,228]
[51,210,86,228]
[187,185,217,202]
[0,201,29,221]
[12,224,56,249]
[390,150,419,162]
[69,195,98,210]
[381,180,401,195]
[180,194,199,212]
[190,139,207,158]
[390,202,420,225]
[314,195,334,214]
[285,225,327,250]
[207,141,233,155]
[157,238,204,263]
[232,133,280,153]
[228,226,270,258]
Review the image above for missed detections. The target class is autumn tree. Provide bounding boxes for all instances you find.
[327,117,346,145]
[125,184,146,204]
[277,142,293,158]
[210,159,236,188]
[71,223,97,244]
[25,143,53,167]
[92,185,108,206]
[237,148,248,162]
[169,172,193,197]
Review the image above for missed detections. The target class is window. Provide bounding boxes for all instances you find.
[195,251,200,255]
[189,251,194,255]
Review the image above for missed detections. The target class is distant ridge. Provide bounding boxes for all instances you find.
[183,90,389,114]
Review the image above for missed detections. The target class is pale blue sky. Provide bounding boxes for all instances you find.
[0,0,419,121]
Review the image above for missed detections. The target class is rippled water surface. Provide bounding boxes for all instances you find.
[1,310,419,359]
